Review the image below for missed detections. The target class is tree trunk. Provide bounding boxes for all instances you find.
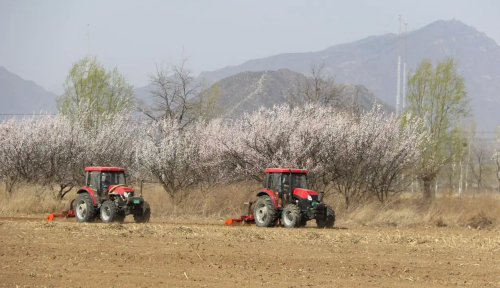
[58,185,74,200]
[6,176,17,194]
[498,174,500,191]
[422,178,435,200]
[497,165,500,191]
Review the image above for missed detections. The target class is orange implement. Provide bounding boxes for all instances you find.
[224,214,255,225]
[46,203,75,222]
[224,218,236,225]
[224,201,255,226]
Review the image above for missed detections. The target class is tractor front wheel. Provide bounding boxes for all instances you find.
[296,216,308,228]
[282,204,301,228]
[254,196,278,227]
[316,206,335,228]
[74,193,96,223]
[134,201,151,223]
[100,200,117,223]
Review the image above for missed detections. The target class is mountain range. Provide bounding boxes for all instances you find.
[0,66,57,117]
[199,19,500,131]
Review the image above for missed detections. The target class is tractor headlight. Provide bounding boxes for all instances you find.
[307,195,313,201]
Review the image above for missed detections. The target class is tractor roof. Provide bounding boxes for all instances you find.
[84,166,126,172]
[265,168,308,174]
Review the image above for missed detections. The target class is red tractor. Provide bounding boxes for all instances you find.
[72,166,151,223]
[226,168,335,228]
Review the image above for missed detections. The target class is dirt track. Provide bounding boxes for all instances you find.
[0,216,499,287]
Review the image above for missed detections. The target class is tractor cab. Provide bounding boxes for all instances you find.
[263,168,316,207]
[265,169,308,191]
[84,167,128,199]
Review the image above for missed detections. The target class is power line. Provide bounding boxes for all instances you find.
[0,113,57,116]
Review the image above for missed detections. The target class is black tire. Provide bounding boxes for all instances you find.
[115,214,126,223]
[282,204,301,228]
[134,201,151,223]
[316,206,335,228]
[296,216,308,228]
[100,200,117,223]
[253,195,278,227]
[74,193,96,223]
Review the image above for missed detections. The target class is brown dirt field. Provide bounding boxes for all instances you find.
[0,216,499,288]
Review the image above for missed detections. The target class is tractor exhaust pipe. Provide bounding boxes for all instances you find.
[140,180,143,197]
[318,191,324,203]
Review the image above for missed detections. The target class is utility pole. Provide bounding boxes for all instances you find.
[402,22,407,110]
[396,15,402,115]
[465,131,472,192]
[87,24,90,56]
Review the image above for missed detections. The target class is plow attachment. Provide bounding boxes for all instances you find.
[224,214,255,225]
[224,201,255,225]
[46,200,75,222]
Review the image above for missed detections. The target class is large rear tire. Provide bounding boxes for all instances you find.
[316,206,335,228]
[100,200,117,223]
[282,204,301,228]
[254,195,278,227]
[74,193,96,223]
[134,201,151,223]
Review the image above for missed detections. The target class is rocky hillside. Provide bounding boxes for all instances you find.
[215,69,393,118]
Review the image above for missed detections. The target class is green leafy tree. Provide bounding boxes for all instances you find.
[404,58,470,200]
[57,56,135,130]
[192,80,221,121]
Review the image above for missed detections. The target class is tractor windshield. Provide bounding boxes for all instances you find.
[290,173,308,189]
[281,173,309,190]
[101,172,126,187]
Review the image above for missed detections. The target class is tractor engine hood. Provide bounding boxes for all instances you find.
[293,188,318,199]
[109,185,134,195]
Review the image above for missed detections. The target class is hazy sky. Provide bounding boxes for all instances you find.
[1,0,499,93]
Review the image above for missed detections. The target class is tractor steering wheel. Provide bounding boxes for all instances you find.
[108,184,126,194]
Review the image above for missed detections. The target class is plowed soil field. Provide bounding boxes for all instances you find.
[1,216,499,287]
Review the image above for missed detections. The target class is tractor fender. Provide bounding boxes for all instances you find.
[77,186,97,206]
[256,189,278,208]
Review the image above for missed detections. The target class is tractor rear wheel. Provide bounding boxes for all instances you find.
[100,200,117,223]
[134,201,151,223]
[74,193,96,223]
[254,196,278,227]
[316,206,335,228]
[282,204,301,228]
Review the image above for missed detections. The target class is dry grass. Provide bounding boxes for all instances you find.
[0,183,69,215]
[338,192,500,229]
[1,182,500,229]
